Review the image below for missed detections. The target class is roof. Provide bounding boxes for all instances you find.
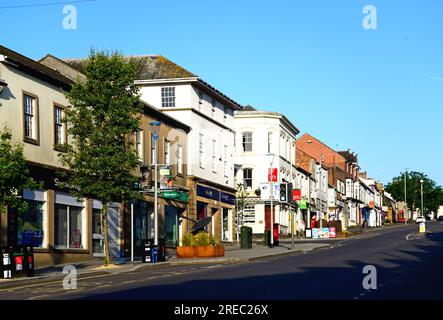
[62,54,243,110]
[0,45,73,89]
[234,109,300,136]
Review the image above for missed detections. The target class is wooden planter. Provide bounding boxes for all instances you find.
[176,245,225,259]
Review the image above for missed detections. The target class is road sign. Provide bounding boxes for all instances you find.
[292,189,301,201]
[268,168,278,182]
[260,183,280,201]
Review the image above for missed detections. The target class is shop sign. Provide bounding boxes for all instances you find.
[268,168,278,182]
[292,189,301,201]
[221,192,236,205]
[299,199,308,210]
[197,185,220,201]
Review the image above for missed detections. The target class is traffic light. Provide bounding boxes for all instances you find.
[279,183,288,203]
[279,183,293,203]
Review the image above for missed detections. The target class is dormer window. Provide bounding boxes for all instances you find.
[161,87,175,108]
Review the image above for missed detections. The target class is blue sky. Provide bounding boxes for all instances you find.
[1,0,442,186]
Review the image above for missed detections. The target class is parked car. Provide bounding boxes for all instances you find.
[437,216,443,222]
[416,216,426,224]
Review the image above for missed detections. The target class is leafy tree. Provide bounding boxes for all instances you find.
[59,50,143,265]
[0,127,42,241]
[385,171,443,216]
[235,183,248,243]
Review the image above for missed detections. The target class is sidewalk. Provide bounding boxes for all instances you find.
[0,242,329,289]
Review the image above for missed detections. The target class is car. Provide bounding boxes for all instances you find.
[416,216,426,223]
[437,216,443,222]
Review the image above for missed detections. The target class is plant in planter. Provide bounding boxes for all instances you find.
[177,231,225,259]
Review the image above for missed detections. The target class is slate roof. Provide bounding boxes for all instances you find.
[0,45,73,89]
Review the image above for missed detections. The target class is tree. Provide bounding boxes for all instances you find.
[0,127,42,242]
[59,50,144,266]
[235,183,248,244]
[385,171,443,216]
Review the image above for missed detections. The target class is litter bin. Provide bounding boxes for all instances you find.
[151,245,158,263]
[142,240,153,263]
[158,238,166,262]
[273,223,280,247]
[264,230,271,247]
[24,246,35,277]
[240,226,252,249]
[11,246,26,278]
[0,247,12,279]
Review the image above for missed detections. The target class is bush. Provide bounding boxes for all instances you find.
[182,232,192,246]
[191,231,210,246]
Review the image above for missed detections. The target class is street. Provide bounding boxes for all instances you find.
[0,222,442,300]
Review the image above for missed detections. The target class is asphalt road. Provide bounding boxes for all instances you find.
[1,222,443,300]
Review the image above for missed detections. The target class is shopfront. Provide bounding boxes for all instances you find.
[91,200,121,258]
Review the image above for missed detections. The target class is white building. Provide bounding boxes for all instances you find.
[233,108,300,236]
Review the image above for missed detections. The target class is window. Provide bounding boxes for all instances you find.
[54,105,66,146]
[243,204,256,223]
[136,130,143,161]
[161,87,175,108]
[199,133,204,169]
[223,145,228,177]
[212,139,217,173]
[242,132,252,152]
[23,94,38,142]
[164,139,171,164]
[267,132,273,153]
[177,144,183,175]
[243,168,253,188]
[151,133,157,165]
[18,200,45,247]
[55,204,83,249]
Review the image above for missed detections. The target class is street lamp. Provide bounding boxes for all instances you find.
[420,179,424,218]
[404,168,408,224]
[319,154,324,230]
[266,153,275,248]
[149,121,161,248]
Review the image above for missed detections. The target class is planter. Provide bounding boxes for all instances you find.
[176,245,225,259]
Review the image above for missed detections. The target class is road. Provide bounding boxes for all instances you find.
[1,222,443,300]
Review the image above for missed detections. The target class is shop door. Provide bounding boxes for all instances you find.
[221,208,229,241]
[264,205,276,231]
[165,206,179,248]
[92,208,104,257]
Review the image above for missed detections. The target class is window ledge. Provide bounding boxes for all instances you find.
[52,248,90,254]
[24,137,39,146]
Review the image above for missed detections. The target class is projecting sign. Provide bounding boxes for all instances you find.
[268,168,278,182]
[292,189,301,201]
[260,183,280,201]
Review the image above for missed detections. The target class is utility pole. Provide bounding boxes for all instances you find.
[404,169,407,224]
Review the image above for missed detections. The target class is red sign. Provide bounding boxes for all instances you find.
[268,168,278,182]
[292,189,301,201]
[329,227,337,238]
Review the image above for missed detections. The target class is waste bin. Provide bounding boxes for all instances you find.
[11,246,26,278]
[151,245,158,263]
[24,246,35,277]
[158,238,166,262]
[142,240,153,263]
[273,223,280,247]
[240,226,252,249]
[0,247,12,279]
[264,230,271,247]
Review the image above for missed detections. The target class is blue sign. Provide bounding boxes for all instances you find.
[197,185,220,201]
[221,192,236,205]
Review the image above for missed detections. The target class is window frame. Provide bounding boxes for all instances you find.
[54,203,85,250]
[136,129,144,162]
[199,133,204,169]
[161,86,176,108]
[243,168,253,189]
[53,103,68,151]
[242,131,253,153]
[22,91,39,145]
[177,144,183,175]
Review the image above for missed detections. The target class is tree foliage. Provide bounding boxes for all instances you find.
[385,171,443,215]
[59,50,144,265]
[0,127,42,214]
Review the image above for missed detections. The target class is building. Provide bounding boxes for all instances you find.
[40,54,193,257]
[0,45,97,267]
[232,108,300,237]
[64,55,241,244]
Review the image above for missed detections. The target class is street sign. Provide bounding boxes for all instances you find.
[292,189,301,201]
[299,199,307,209]
[268,168,278,182]
[260,183,280,201]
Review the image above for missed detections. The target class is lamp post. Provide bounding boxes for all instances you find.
[420,179,424,218]
[267,153,275,248]
[149,121,161,248]
[319,154,324,230]
[404,169,408,224]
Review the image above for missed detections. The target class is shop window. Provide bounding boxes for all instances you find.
[18,200,45,247]
[55,204,83,249]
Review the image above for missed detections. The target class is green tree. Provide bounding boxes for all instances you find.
[0,127,42,242]
[235,183,248,244]
[59,50,143,265]
[385,171,443,216]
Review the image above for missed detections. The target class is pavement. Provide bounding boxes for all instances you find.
[0,240,331,290]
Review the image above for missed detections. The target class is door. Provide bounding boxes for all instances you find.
[165,206,179,248]
[92,208,104,257]
[221,208,229,241]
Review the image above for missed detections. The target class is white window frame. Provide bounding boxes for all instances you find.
[161,86,175,108]
[242,131,253,152]
[23,94,37,140]
[212,139,217,173]
[177,144,183,175]
[136,129,143,162]
[199,133,204,169]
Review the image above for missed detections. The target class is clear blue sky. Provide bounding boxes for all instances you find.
[1,0,442,186]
